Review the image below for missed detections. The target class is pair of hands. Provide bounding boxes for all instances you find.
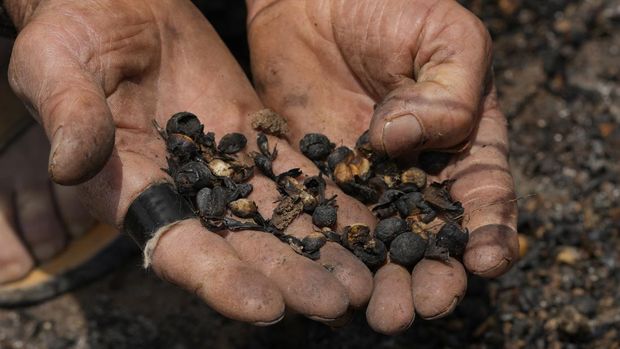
[6,0,518,334]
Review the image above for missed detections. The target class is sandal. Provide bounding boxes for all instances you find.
[0,91,138,307]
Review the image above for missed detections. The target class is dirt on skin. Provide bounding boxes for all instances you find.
[1,0,619,348]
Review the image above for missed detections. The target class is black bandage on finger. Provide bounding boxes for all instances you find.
[123,183,195,266]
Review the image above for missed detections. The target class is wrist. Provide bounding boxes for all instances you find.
[3,0,41,30]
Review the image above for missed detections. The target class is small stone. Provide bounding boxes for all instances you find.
[556,246,581,265]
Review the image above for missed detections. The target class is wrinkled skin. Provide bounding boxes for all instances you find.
[4,0,377,325]
[247,0,519,334]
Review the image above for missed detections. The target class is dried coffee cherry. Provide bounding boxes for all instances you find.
[218,133,247,154]
[374,217,409,245]
[302,232,327,253]
[228,198,259,219]
[173,161,217,195]
[166,112,203,140]
[327,146,353,173]
[354,239,387,269]
[312,204,337,228]
[166,133,199,162]
[389,232,427,267]
[196,186,228,218]
[299,133,335,160]
[435,221,469,257]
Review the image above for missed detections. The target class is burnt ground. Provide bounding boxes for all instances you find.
[1,0,619,348]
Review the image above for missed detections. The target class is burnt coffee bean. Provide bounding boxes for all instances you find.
[354,238,387,269]
[339,181,379,204]
[395,192,425,217]
[173,161,217,195]
[373,160,400,176]
[300,133,335,160]
[256,132,273,159]
[401,166,427,189]
[375,217,409,244]
[208,159,234,178]
[435,221,469,257]
[322,229,341,243]
[236,183,253,198]
[196,186,229,218]
[283,235,304,254]
[424,234,450,261]
[303,175,326,198]
[423,181,464,215]
[228,198,259,218]
[342,224,371,250]
[418,151,452,175]
[166,112,203,140]
[302,232,327,253]
[355,130,373,158]
[218,133,247,154]
[200,131,216,149]
[395,182,421,193]
[166,133,200,162]
[389,232,427,267]
[312,204,337,228]
[327,146,353,172]
[372,189,403,216]
[253,153,275,179]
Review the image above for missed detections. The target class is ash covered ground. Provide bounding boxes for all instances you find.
[1,0,619,348]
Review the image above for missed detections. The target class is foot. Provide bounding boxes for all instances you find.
[247,0,519,333]
[0,124,95,284]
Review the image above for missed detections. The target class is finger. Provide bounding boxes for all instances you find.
[367,2,492,157]
[225,175,350,321]
[0,196,34,283]
[448,87,519,278]
[151,219,285,325]
[366,263,415,335]
[15,183,68,260]
[411,257,467,320]
[289,214,373,309]
[8,25,115,185]
[80,140,286,324]
[226,230,349,321]
[267,143,376,308]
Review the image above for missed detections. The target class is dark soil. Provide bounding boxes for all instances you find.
[1,0,619,348]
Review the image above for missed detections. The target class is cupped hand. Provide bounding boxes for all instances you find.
[6,0,376,324]
[247,0,519,333]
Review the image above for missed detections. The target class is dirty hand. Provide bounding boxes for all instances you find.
[247,0,519,333]
[5,0,376,324]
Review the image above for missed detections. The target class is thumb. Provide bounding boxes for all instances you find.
[8,26,115,185]
[368,12,492,158]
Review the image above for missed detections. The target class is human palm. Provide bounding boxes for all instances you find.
[248,0,519,333]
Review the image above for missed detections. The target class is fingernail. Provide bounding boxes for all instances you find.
[252,313,285,326]
[464,224,518,278]
[48,126,64,175]
[381,114,423,157]
[421,296,460,320]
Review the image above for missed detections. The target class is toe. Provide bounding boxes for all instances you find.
[0,197,34,284]
[15,184,67,260]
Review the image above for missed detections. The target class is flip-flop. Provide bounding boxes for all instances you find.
[0,93,139,306]
[0,225,138,306]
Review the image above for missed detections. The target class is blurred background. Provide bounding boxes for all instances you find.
[0,0,619,348]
